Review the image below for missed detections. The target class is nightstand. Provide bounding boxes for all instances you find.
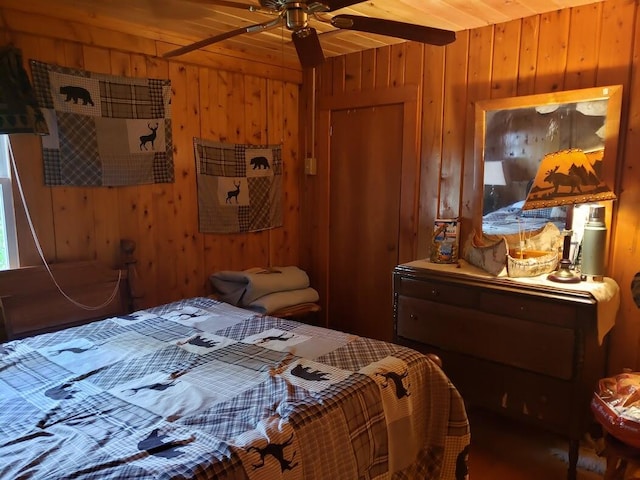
[393,259,620,480]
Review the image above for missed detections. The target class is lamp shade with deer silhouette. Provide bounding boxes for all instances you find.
[523,148,616,282]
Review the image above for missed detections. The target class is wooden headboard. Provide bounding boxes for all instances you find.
[0,240,141,341]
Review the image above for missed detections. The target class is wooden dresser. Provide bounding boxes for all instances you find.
[393,260,620,480]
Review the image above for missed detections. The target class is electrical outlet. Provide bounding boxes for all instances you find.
[305,157,317,175]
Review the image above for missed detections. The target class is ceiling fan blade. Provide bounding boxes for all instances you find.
[330,14,456,46]
[185,0,260,10]
[163,18,281,58]
[321,0,365,11]
[292,28,325,68]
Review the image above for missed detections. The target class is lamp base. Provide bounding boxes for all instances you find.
[547,259,581,284]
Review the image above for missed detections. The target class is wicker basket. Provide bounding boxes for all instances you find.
[507,249,559,278]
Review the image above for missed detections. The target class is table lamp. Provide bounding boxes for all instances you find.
[483,161,506,212]
[522,148,616,283]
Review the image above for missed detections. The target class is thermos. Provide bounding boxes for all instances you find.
[581,205,607,279]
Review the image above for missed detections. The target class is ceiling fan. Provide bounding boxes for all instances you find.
[163,0,456,68]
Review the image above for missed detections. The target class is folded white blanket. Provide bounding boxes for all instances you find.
[246,288,320,314]
[210,266,310,306]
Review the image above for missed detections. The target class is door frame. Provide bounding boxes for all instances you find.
[312,85,422,324]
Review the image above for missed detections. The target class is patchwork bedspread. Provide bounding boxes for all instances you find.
[0,298,469,479]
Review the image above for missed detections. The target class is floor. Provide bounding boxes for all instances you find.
[467,408,605,480]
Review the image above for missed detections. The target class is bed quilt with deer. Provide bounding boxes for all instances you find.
[0,297,469,479]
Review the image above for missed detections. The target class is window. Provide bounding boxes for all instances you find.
[0,135,19,270]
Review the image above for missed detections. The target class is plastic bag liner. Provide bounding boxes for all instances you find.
[591,372,640,448]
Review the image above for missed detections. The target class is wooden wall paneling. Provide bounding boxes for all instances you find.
[7,33,56,265]
[141,55,171,308]
[243,75,270,269]
[177,63,204,298]
[390,43,407,87]
[597,0,638,373]
[564,2,602,89]
[360,49,376,91]
[533,9,571,93]
[597,0,635,88]
[490,20,522,99]
[404,42,424,86]
[128,53,158,306]
[41,39,94,262]
[517,15,541,96]
[165,63,200,299]
[211,70,239,274]
[439,31,470,219]
[397,87,421,263]
[268,79,300,267]
[146,60,179,304]
[297,69,311,296]
[299,67,327,314]
[227,72,249,269]
[200,68,223,284]
[375,46,392,89]
[282,81,301,267]
[416,45,445,259]
[81,46,122,269]
[595,0,636,224]
[344,51,362,92]
[331,56,346,95]
[111,50,143,273]
[312,107,331,326]
[611,5,640,371]
[3,9,301,311]
[266,78,285,265]
[460,26,494,247]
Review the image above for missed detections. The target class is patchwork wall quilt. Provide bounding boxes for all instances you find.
[194,138,283,233]
[30,60,173,186]
[0,298,470,480]
[0,47,48,135]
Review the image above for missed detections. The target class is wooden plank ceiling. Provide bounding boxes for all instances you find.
[3,0,604,70]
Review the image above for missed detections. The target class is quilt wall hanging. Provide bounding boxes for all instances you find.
[194,138,283,233]
[30,60,173,186]
[0,46,48,135]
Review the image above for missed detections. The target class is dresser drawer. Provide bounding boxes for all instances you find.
[396,295,576,379]
[480,291,577,326]
[396,277,480,309]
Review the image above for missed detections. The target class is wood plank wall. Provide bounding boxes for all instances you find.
[1,7,302,310]
[301,0,640,373]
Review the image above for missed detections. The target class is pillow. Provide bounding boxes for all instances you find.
[520,207,552,218]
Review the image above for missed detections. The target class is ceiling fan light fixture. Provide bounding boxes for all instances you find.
[330,17,353,29]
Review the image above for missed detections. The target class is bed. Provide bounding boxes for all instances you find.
[482,200,567,236]
[0,253,470,479]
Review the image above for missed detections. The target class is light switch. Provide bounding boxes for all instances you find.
[305,157,317,175]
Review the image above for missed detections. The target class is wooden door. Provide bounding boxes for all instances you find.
[328,104,404,341]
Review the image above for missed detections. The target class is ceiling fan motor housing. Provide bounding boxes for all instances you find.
[285,4,309,30]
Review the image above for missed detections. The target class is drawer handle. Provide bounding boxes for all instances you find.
[431,289,439,297]
[410,313,417,320]
[520,305,527,312]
